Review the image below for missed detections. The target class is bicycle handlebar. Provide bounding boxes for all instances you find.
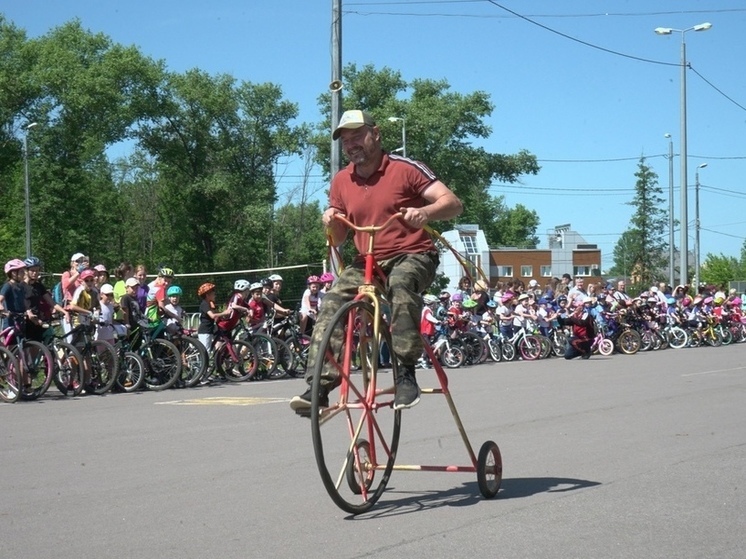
[332,212,404,234]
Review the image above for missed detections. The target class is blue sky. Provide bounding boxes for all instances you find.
[5,1,746,271]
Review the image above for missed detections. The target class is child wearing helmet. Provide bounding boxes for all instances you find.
[197,283,232,350]
[265,273,291,318]
[145,267,179,330]
[216,280,251,334]
[247,282,266,328]
[1,259,29,331]
[23,256,70,341]
[300,275,322,335]
[165,285,185,335]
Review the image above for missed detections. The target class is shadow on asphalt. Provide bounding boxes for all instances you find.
[350,477,601,519]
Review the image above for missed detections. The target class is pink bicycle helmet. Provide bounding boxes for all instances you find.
[307,275,321,285]
[451,292,464,302]
[319,272,335,283]
[4,259,26,274]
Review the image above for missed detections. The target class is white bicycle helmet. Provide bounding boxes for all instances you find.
[234,279,250,291]
[423,294,439,305]
[268,273,283,282]
[249,282,263,292]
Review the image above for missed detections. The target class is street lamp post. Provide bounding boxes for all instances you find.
[694,163,707,289]
[23,122,39,258]
[387,116,406,158]
[664,133,674,287]
[654,21,712,288]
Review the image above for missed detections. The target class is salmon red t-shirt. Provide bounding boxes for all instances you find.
[329,153,437,261]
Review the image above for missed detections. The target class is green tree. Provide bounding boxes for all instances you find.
[700,253,739,288]
[609,158,668,287]
[0,18,165,269]
[136,70,308,271]
[311,64,540,248]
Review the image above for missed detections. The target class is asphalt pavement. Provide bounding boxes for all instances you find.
[2,344,745,559]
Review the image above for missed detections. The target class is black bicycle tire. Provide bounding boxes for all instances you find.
[143,339,182,390]
[86,340,119,395]
[52,341,85,397]
[0,345,21,403]
[18,341,54,401]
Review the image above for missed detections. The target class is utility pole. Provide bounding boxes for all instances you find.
[330,0,343,176]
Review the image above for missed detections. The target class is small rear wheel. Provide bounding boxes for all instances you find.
[477,440,503,499]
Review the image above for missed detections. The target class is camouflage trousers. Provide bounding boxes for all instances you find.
[304,251,439,385]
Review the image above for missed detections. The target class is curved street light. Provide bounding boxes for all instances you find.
[654,21,712,287]
[23,122,39,258]
[387,116,406,158]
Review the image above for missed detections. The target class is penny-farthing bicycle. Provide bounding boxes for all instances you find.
[310,213,502,514]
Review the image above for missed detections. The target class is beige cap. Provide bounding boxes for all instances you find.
[125,277,139,287]
[332,110,376,140]
[100,283,114,295]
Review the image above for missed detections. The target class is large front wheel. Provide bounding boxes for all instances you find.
[310,299,401,515]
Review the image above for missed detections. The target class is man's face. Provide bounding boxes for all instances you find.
[340,126,380,166]
[575,278,584,289]
[618,281,626,291]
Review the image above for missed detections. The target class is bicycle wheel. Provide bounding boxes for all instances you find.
[269,337,291,379]
[458,331,486,365]
[666,326,689,349]
[0,346,21,403]
[251,333,277,379]
[476,440,503,499]
[704,328,723,347]
[216,340,258,381]
[598,338,614,356]
[517,336,542,360]
[717,325,733,346]
[52,341,85,397]
[18,341,54,401]
[176,336,208,388]
[616,329,641,355]
[551,331,568,357]
[440,345,465,368]
[310,299,401,515]
[143,339,182,390]
[285,334,311,378]
[116,351,146,392]
[501,341,517,361]
[537,335,552,359]
[86,340,119,395]
[487,337,502,362]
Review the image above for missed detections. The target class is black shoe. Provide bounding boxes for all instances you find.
[290,384,330,416]
[393,366,421,410]
[581,351,591,360]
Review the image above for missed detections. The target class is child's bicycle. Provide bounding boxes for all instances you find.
[0,312,55,401]
[196,327,258,384]
[307,213,502,514]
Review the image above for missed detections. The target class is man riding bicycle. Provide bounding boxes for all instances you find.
[290,109,463,414]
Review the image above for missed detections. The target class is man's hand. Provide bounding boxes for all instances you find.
[323,209,348,246]
[399,206,429,228]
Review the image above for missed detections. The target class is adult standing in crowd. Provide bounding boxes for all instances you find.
[61,252,88,334]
